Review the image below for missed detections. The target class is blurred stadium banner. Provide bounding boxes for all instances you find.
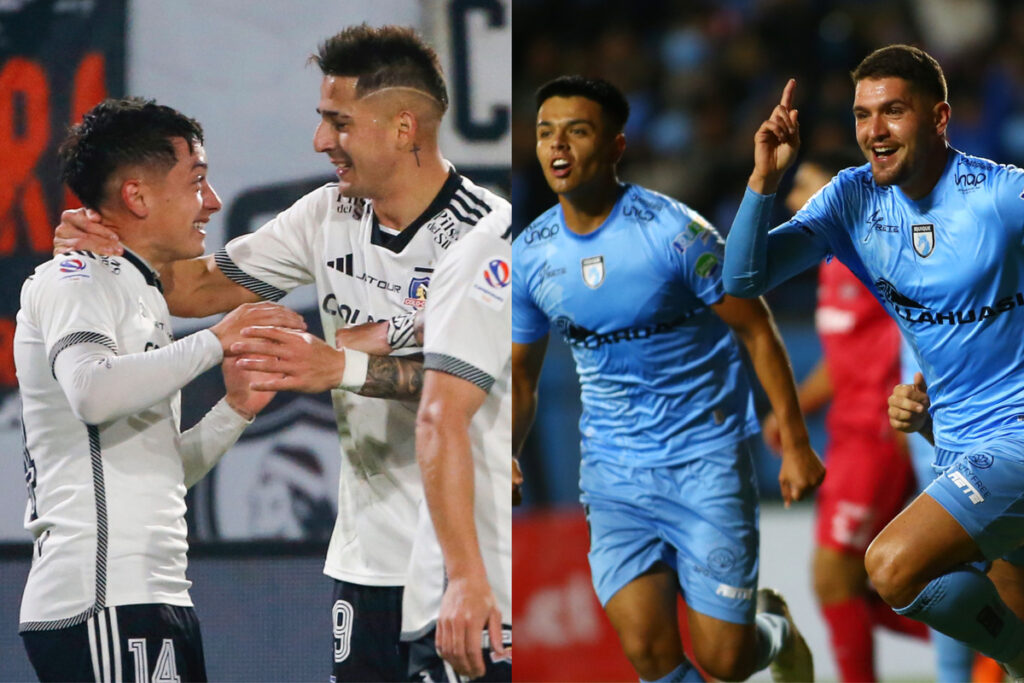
[0,0,509,543]
[515,508,701,681]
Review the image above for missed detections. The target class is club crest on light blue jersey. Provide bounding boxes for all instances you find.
[913,223,935,257]
[581,255,605,289]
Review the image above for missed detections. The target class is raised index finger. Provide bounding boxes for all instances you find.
[780,78,796,109]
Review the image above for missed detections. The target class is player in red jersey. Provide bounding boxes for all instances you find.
[762,150,927,682]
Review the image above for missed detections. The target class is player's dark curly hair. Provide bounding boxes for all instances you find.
[851,44,948,104]
[59,97,203,209]
[312,24,448,113]
[534,75,630,133]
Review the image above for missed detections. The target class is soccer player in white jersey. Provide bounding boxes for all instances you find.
[56,25,508,681]
[17,98,301,682]
[399,203,512,681]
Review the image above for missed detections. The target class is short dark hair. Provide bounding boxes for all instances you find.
[312,24,448,113]
[535,75,630,133]
[59,97,203,209]
[851,44,947,104]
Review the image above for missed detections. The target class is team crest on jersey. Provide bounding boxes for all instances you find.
[581,256,605,289]
[404,276,430,309]
[912,224,935,258]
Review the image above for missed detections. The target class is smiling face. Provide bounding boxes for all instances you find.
[313,75,397,199]
[853,76,948,193]
[142,137,222,263]
[535,95,621,198]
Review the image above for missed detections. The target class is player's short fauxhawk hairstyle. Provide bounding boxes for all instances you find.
[59,97,203,210]
[851,44,948,104]
[535,75,630,133]
[312,24,448,113]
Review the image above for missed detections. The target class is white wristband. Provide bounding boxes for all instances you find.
[339,348,369,391]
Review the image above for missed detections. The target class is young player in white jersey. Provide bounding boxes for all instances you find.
[399,203,512,682]
[55,25,508,681]
[17,98,301,682]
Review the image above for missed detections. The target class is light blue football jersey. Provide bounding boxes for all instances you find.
[512,184,759,467]
[776,150,1024,451]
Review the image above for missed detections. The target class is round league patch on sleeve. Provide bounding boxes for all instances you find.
[470,255,510,310]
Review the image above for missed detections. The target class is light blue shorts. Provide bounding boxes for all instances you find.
[580,435,760,624]
[926,435,1024,565]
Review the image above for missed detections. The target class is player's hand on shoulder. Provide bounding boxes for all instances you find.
[53,208,123,256]
[436,572,506,678]
[750,78,801,194]
[222,355,278,419]
[778,441,824,508]
[335,321,392,355]
[211,302,306,354]
[888,372,931,434]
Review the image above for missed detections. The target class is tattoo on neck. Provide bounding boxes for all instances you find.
[412,144,422,167]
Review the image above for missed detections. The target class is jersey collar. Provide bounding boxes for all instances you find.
[370,169,461,253]
[121,247,164,293]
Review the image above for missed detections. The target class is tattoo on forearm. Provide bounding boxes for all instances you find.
[360,355,424,399]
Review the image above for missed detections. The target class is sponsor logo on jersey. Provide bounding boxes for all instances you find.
[335,195,365,220]
[327,254,354,275]
[866,209,899,234]
[955,156,987,194]
[581,255,605,289]
[321,293,384,325]
[404,276,430,309]
[912,223,935,257]
[876,276,1024,325]
[427,212,459,249]
[623,204,655,222]
[522,222,559,245]
[553,308,703,349]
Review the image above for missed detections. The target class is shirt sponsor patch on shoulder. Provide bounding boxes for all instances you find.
[470,255,510,310]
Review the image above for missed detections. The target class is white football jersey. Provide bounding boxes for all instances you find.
[15,250,230,630]
[217,170,508,585]
[400,204,512,637]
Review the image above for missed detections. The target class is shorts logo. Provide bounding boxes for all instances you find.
[581,255,605,289]
[715,583,753,601]
[483,258,510,288]
[947,470,985,504]
[707,547,736,573]
[59,258,85,273]
[968,452,994,469]
[404,276,430,309]
[913,224,935,258]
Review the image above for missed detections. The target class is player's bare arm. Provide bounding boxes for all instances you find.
[54,207,261,317]
[512,336,549,455]
[763,359,832,452]
[888,371,934,445]
[712,293,824,505]
[417,370,506,678]
[749,78,801,195]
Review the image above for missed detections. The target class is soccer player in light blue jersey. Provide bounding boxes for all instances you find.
[723,44,1024,677]
[512,75,824,683]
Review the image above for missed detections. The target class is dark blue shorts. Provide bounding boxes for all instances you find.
[21,603,205,682]
[330,579,407,682]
